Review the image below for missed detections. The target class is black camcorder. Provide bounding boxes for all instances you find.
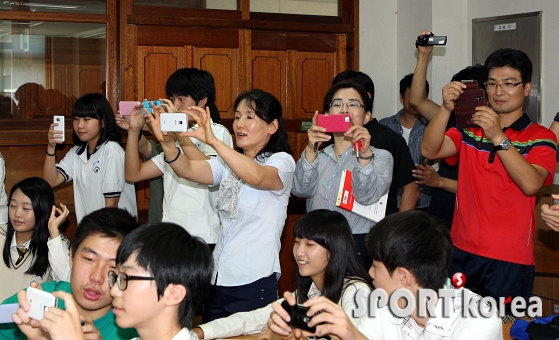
[416,33,447,48]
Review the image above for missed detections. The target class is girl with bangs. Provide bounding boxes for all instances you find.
[193,209,373,339]
[44,93,137,222]
[0,177,70,301]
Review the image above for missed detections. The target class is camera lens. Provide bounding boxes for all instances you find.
[303,317,310,323]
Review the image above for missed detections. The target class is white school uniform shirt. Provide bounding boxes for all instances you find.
[151,122,233,244]
[357,280,502,340]
[0,153,7,225]
[208,152,295,286]
[198,279,372,339]
[56,141,138,222]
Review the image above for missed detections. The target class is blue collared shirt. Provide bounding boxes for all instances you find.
[380,109,432,209]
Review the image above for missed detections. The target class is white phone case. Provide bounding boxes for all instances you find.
[160,113,188,132]
[53,115,65,142]
[26,287,57,321]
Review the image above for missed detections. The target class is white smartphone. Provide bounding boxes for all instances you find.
[53,115,65,142]
[26,287,57,321]
[160,113,188,132]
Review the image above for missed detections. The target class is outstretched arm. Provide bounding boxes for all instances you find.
[124,107,163,183]
[410,29,440,121]
[175,106,286,191]
[43,123,65,187]
[421,82,464,160]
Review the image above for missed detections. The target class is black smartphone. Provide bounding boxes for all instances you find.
[281,300,316,333]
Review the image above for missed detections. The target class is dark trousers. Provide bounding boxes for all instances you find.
[202,274,278,323]
[450,246,535,316]
[353,233,372,272]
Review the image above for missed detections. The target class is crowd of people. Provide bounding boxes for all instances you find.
[0,29,558,339]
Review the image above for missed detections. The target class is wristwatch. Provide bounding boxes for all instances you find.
[493,138,512,151]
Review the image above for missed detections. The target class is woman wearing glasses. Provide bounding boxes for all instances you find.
[292,82,393,269]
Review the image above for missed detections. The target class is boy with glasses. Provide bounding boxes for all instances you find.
[1,207,140,339]
[421,48,557,313]
[45,222,213,340]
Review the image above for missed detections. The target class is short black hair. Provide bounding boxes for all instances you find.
[234,89,293,159]
[451,64,486,86]
[72,93,122,146]
[323,82,372,114]
[165,68,221,123]
[116,222,213,329]
[484,48,532,84]
[366,210,453,291]
[399,73,429,97]
[71,208,140,257]
[331,70,375,102]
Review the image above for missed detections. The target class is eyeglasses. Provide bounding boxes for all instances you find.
[108,270,155,291]
[330,100,364,112]
[484,81,523,91]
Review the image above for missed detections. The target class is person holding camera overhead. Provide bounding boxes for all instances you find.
[292,82,393,270]
[422,48,557,314]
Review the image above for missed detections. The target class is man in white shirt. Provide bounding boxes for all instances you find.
[267,211,502,339]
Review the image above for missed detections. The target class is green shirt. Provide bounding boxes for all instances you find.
[0,281,138,340]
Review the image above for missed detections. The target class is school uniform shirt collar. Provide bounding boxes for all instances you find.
[76,140,106,160]
[386,279,458,338]
[10,232,30,250]
[307,282,322,299]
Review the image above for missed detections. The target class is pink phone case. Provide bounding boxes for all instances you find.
[119,101,140,116]
[316,114,351,133]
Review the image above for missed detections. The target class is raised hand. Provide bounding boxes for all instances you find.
[48,203,69,239]
[180,106,218,146]
[48,123,64,148]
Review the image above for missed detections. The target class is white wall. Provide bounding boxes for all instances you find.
[361,0,559,127]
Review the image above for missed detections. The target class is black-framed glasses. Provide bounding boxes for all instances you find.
[108,270,155,291]
[484,81,523,91]
[330,100,364,112]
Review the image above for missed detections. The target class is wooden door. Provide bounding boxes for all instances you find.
[251,50,287,112]
[192,47,238,119]
[137,46,184,101]
[293,51,336,120]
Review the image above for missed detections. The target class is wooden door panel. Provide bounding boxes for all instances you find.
[251,50,286,111]
[137,46,183,101]
[193,47,237,119]
[295,52,335,119]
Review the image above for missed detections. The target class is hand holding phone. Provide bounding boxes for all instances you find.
[119,101,141,116]
[26,287,57,321]
[316,114,351,133]
[142,100,163,114]
[454,79,485,129]
[53,116,65,142]
[281,300,316,333]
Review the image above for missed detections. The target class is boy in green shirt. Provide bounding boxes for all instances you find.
[1,207,140,340]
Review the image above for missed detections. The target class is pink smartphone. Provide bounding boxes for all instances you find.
[118,101,140,116]
[316,114,351,133]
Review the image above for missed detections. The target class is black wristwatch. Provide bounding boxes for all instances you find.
[493,138,512,151]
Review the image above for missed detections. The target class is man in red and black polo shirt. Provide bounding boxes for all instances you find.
[421,48,557,314]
